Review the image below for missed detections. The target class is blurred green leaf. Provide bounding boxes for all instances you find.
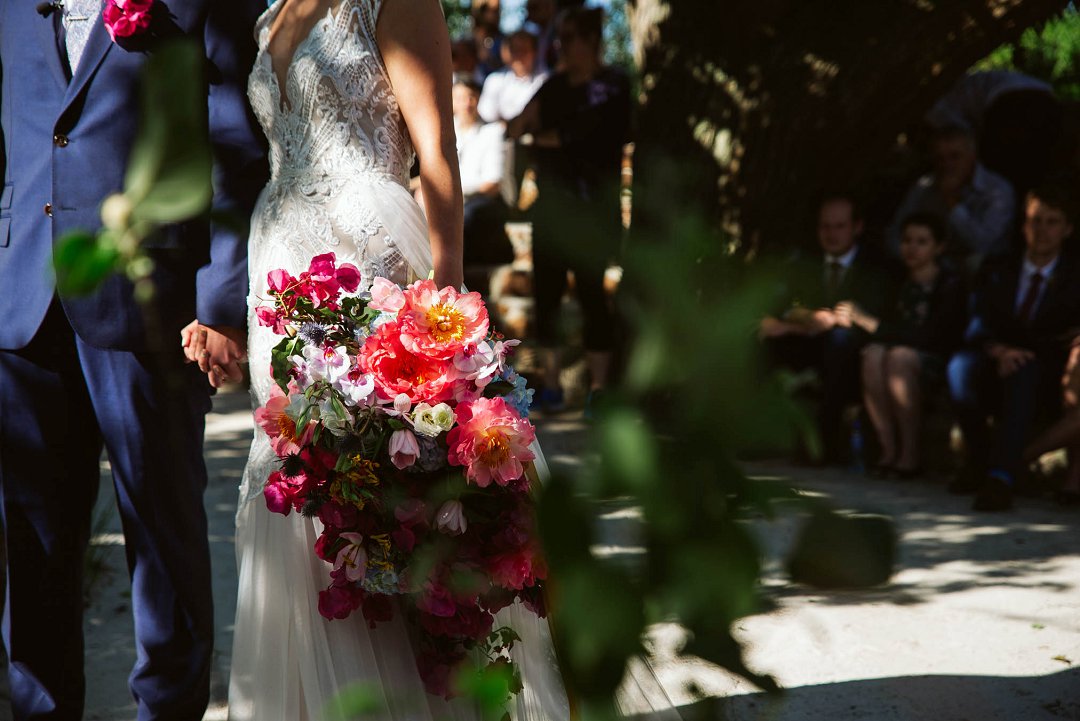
[125,39,212,223]
[787,510,897,589]
[54,230,121,296]
[321,683,383,721]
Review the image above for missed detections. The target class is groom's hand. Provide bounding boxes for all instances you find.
[182,320,247,388]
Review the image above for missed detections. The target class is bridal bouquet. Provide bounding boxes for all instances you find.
[253,253,545,699]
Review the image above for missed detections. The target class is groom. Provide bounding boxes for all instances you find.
[0,1,266,719]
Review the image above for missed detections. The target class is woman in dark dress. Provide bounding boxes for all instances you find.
[507,6,631,411]
[837,213,967,477]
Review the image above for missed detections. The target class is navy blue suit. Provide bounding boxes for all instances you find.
[0,1,267,719]
[948,252,1080,480]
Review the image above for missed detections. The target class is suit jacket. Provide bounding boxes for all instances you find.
[966,251,1080,363]
[0,0,268,350]
[779,244,896,322]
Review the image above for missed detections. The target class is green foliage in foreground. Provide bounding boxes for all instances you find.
[975,6,1080,100]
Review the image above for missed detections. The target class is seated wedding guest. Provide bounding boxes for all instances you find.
[451,37,485,86]
[834,213,967,478]
[927,70,1062,197]
[948,183,1080,510]
[889,126,1015,269]
[1022,338,1080,506]
[760,193,893,464]
[478,30,549,124]
[453,78,514,270]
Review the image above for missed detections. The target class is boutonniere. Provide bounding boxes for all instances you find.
[103,0,154,43]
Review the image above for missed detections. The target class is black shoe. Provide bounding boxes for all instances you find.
[867,463,894,479]
[1055,489,1080,507]
[948,468,981,495]
[893,465,924,481]
[973,477,1014,511]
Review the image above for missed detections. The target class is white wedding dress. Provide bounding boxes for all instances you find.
[229,1,570,719]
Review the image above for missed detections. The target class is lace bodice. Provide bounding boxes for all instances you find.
[250,0,414,187]
[242,0,435,507]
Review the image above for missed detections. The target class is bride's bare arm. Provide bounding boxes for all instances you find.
[378,0,463,289]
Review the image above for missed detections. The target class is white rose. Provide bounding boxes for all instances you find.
[430,403,455,432]
[412,403,442,437]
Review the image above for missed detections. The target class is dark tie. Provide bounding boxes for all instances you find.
[826,261,844,300]
[1017,272,1044,324]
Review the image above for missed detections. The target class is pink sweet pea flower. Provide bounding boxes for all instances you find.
[333,532,368,583]
[255,306,288,335]
[267,268,296,294]
[336,263,362,293]
[446,397,536,487]
[369,277,406,312]
[399,280,489,360]
[103,0,153,41]
[389,429,420,469]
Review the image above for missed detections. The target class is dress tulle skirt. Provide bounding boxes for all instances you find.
[228,439,571,721]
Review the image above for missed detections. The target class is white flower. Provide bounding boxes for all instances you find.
[412,402,454,437]
[435,500,467,535]
[301,344,351,385]
[335,372,375,408]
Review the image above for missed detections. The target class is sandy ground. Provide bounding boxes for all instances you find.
[81,391,1080,720]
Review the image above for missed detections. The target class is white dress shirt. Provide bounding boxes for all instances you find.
[477,69,549,123]
[455,120,506,199]
[1014,255,1059,317]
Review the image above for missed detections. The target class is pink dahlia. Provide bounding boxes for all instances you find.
[446,397,535,487]
[399,280,489,360]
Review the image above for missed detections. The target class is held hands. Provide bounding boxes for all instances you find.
[834,301,879,333]
[181,320,247,389]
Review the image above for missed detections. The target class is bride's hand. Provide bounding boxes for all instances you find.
[183,321,247,388]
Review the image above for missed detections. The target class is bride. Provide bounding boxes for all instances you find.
[204,0,569,718]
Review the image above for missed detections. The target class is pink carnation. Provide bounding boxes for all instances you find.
[399,280,489,360]
[446,397,535,487]
[103,0,153,41]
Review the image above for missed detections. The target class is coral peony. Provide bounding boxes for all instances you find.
[399,280,489,360]
[359,324,455,403]
[446,397,535,487]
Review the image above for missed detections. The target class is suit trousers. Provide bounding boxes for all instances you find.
[948,349,1063,479]
[0,301,213,721]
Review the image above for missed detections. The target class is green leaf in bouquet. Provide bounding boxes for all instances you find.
[271,337,303,392]
[124,39,212,224]
[54,230,121,296]
[482,380,514,398]
[329,393,348,423]
[454,660,517,718]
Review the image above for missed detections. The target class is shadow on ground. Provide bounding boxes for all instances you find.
[647,666,1080,721]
